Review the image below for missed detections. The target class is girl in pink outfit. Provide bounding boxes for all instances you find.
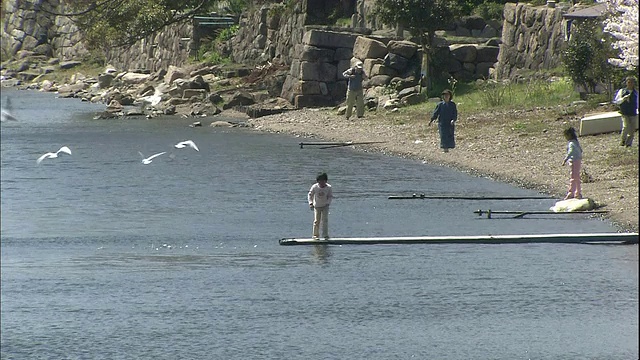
[561,127,583,200]
[308,172,332,239]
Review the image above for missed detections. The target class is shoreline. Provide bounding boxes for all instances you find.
[4,82,637,233]
[233,108,639,233]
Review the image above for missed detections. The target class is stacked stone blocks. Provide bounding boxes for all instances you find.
[281,29,422,108]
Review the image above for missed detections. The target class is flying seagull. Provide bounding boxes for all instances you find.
[1,96,17,122]
[139,151,167,165]
[174,140,199,152]
[37,146,72,164]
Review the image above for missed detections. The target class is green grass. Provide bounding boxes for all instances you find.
[441,35,493,44]
[416,77,580,114]
[334,17,351,27]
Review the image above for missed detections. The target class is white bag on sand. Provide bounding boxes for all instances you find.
[550,198,596,212]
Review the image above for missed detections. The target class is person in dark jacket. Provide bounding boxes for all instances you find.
[613,76,638,147]
[429,89,458,152]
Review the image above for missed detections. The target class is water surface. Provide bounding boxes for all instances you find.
[1,88,637,359]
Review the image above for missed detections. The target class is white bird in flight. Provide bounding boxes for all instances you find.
[37,146,72,164]
[174,140,199,152]
[139,151,167,165]
[1,108,17,122]
[1,96,17,122]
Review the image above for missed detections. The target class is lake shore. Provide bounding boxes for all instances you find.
[4,77,637,233]
[222,107,639,233]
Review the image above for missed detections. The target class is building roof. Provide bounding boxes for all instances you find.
[563,3,608,19]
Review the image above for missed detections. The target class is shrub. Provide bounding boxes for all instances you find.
[562,18,617,94]
[217,25,239,42]
[479,80,512,107]
[473,2,504,21]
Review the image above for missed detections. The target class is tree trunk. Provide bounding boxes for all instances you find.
[420,33,433,95]
[421,44,429,94]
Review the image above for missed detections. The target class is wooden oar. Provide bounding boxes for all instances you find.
[299,141,386,149]
[389,194,554,200]
[474,209,608,219]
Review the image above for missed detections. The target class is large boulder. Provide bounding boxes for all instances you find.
[450,44,477,63]
[183,88,207,100]
[366,74,391,87]
[120,72,150,85]
[222,91,255,109]
[302,29,359,49]
[98,74,114,89]
[59,60,82,70]
[299,45,336,62]
[370,63,398,77]
[165,65,187,84]
[299,61,336,82]
[352,36,387,60]
[384,53,409,71]
[458,15,487,30]
[387,40,418,59]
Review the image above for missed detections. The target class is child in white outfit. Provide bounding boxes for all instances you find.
[308,172,332,239]
[562,127,583,200]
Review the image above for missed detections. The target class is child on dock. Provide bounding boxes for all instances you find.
[308,172,333,240]
[561,126,583,200]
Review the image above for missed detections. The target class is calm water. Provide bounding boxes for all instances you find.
[1,88,638,359]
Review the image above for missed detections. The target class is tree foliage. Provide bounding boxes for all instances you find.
[373,0,460,50]
[562,19,617,94]
[76,0,213,49]
[459,0,509,17]
[373,0,462,91]
[27,0,227,49]
[599,0,638,70]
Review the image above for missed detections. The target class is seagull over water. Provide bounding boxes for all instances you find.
[1,96,18,122]
[37,146,72,164]
[139,151,167,165]
[174,140,199,152]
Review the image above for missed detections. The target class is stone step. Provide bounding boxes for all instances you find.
[579,111,637,136]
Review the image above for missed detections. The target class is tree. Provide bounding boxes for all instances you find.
[600,0,639,70]
[562,19,618,94]
[25,0,221,49]
[373,0,462,93]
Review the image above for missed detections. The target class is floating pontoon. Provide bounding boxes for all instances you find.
[279,233,639,246]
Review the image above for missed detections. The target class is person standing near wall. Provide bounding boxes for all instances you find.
[342,61,366,120]
[613,76,639,147]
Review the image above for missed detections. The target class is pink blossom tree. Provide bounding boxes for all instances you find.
[599,0,639,70]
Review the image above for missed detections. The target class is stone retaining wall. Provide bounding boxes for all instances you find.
[432,42,500,81]
[1,0,87,61]
[494,3,568,79]
[1,0,580,99]
[280,29,423,107]
[0,0,192,71]
[103,22,193,72]
[229,3,307,65]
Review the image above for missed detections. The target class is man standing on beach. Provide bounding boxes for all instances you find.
[613,76,638,147]
[342,61,366,120]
